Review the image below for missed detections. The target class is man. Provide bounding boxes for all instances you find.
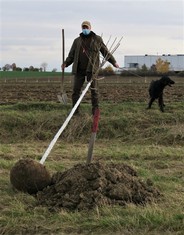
[61,20,119,115]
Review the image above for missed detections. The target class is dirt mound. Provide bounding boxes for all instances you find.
[36,162,161,211]
[10,158,52,194]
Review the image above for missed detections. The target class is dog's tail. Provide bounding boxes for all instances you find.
[148,80,154,96]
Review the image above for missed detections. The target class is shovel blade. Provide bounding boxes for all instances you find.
[86,132,96,164]
[57,93,68,104]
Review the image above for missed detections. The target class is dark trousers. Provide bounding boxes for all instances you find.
[72,73,99,113]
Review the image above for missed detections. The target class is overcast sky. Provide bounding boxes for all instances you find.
[0,0,184,72]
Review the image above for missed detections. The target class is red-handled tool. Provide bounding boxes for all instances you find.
[86,108,100,164]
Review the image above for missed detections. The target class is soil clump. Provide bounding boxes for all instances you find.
[36,162,161,211]
[10,158,52,194]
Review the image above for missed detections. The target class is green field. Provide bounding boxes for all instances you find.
[0,101,184,235]
[0,71,71,79]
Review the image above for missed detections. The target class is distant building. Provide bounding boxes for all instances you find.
[123,54,184,72]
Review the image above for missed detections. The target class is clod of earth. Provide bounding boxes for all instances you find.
[10,158,52,194]
[36,162,161,211]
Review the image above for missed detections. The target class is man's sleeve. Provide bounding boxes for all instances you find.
[64,39,76,67]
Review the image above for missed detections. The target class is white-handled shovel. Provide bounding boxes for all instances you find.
[40,81,92,164]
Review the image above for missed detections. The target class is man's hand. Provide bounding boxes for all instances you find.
[87,73,92,82]
[114,63,119,68]
[61,63,66,70]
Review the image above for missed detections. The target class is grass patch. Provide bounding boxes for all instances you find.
[0,102,183,145]
[0,101,184,234]
[0,71,71,79]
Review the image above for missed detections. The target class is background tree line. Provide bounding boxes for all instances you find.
[0,62,57,72]
[1,58,183,77]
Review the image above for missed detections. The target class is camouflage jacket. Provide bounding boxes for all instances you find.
[64,31,117,74]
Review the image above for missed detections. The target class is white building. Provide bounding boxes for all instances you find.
[124,54,184,72]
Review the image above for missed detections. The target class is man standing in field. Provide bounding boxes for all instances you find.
[61,20,119,115]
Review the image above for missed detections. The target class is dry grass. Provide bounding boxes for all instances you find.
[0,101,184,234]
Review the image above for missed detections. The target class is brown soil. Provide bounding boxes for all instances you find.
[36,162,161,211]
[10,158,52,194]
[0,77,183,104]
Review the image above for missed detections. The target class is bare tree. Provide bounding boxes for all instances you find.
[40,62,48,72]
[29,66,34,71]
[3,64,11,71]
[12,63,16,71]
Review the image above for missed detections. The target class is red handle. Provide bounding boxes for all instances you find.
[92,108,100,132]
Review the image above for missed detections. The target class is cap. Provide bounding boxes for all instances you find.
[81,21,91,28]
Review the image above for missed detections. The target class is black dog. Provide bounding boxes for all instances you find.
[147,75,175,112]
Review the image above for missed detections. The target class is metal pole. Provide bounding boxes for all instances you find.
[86,108,100,164]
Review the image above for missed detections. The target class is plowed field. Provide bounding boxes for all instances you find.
[0,76,183,104]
